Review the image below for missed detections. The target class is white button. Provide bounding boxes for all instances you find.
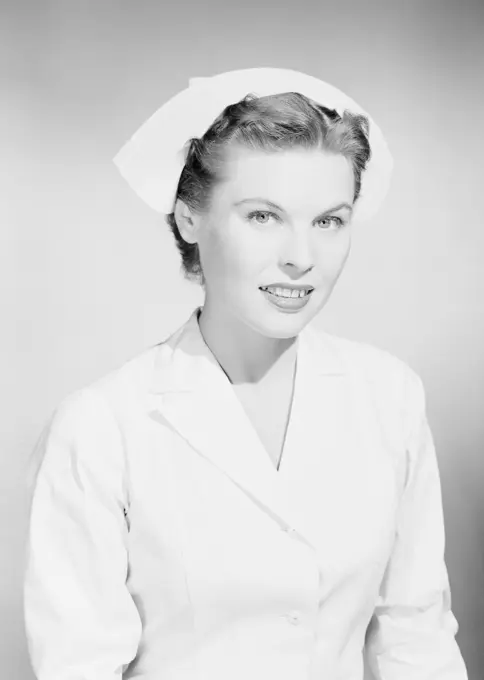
[285,610,301,625]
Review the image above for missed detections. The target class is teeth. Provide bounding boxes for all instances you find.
[263,286,311,298]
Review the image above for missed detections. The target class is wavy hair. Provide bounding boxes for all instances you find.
[165,92,371,283]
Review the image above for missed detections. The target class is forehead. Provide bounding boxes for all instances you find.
[214,145,355,210]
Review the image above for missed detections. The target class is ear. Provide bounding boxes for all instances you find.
[174,199,201,244]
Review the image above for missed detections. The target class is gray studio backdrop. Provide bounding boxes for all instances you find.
[3,1,483,678]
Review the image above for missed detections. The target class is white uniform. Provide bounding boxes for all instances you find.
[23,307,468,680]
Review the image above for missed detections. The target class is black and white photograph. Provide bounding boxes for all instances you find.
[3,1,483,678]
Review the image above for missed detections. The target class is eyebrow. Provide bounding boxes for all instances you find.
[234,197,354,215]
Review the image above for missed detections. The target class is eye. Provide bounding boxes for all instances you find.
[247,210,280,225]
[316,216,345,229]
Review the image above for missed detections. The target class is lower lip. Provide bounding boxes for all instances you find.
[260,288,313,312]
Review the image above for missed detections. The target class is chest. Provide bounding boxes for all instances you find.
[128,383,401,625]
[231,379,294,471]
[139,367,403,572]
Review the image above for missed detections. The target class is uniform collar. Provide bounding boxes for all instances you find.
[149,306,346,396]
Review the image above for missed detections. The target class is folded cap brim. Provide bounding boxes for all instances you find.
[113,67,393,222]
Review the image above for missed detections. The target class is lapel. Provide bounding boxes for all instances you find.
[145,307,350,551]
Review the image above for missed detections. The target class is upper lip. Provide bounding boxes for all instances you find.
[260,283,314,291]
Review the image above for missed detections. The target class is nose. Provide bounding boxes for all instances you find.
[279,230,314,275]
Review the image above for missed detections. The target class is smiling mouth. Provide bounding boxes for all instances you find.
[259,286,314,299]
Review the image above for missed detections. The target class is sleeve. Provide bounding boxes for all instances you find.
[364,367,468,679]
[23,388,143,680]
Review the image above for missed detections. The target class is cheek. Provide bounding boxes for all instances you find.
[316,232,352,274]
[200,224,260,279]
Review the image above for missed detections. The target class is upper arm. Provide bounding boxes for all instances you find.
[23,388,142,679]
[364,366,468,679]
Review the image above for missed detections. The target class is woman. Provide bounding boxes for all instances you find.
[23,68,468,679]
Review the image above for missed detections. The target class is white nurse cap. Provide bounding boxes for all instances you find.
[113,67,393,222]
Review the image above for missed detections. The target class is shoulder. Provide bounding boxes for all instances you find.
[311,331,429,482]
[311,327,426,412]
[27,344,162,491]
[42,344,161,438]
[317,327,418,378]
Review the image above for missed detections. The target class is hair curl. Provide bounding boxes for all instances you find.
[165,92,371,283]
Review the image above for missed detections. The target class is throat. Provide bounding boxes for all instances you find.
[197,306,297,386]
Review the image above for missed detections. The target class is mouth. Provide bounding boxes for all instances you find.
[259,285,314,299]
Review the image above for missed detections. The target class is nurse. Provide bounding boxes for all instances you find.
[23,68,469,679]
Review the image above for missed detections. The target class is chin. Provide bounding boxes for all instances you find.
[262,291,334,338]
[246,305,318,340]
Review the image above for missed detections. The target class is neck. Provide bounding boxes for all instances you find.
[197,302,297,386]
